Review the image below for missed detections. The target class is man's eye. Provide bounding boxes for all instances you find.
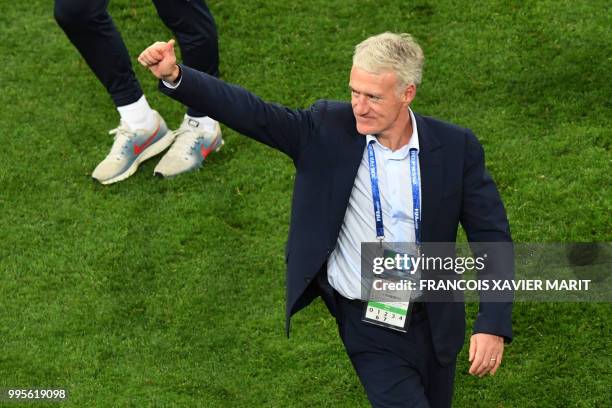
[369,95,381,102]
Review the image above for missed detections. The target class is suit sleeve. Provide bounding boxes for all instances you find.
[460,130,514,342]
[159,65,324,162]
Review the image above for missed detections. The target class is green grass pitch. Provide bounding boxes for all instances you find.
[0,0,610,406]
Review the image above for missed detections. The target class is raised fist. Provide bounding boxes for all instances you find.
[138,39,179,82]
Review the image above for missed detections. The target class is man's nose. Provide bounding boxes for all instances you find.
[352,95,368,115]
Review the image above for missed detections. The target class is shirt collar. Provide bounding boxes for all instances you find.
[366,108,420,157]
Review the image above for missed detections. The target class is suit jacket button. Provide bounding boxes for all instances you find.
[304,277,311,283]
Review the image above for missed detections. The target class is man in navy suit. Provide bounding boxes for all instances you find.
[139,32,513,407]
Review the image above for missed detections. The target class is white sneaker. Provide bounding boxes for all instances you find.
[92,111,175,184]
[153,116,223,178]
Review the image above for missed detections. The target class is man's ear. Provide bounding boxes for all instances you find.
[402,84,417,105]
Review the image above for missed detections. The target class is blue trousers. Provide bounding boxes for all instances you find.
[54,0,218,116]
[334,293,456,408]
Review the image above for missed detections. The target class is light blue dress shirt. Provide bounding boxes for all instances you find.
[327,109,421,300]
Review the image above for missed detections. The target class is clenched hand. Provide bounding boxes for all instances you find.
[138,39,179,82]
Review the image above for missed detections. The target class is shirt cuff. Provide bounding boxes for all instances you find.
[161,66,182,89]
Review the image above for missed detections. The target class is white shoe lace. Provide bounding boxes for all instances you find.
[108,121,135,159]
[168,127,200,158]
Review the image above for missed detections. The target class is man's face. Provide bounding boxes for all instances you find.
[349,66,413,136]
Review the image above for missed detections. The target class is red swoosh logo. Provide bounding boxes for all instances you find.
[201,140,217,158]
[133,124,161,155]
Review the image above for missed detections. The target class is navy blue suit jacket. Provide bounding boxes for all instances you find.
[160,65,513,365]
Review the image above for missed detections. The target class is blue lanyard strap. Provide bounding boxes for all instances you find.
[366,141,421,244]
[367,141,385,240]
[409,148,421,245]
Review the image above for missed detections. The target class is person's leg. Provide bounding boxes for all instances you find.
[54,0,175,184]
[336,296,456,408]
[424,357,455,408]
[152,0,219,75]
[54,0,143,109]
[151,0,223,178]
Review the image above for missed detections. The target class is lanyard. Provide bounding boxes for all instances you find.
[366,141,421,245]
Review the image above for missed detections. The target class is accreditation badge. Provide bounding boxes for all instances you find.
[362,247,421,332]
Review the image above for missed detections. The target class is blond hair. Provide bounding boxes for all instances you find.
[353,32,424,89]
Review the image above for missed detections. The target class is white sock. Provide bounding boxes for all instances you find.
[185,114,217,132]
[117,95,157,131]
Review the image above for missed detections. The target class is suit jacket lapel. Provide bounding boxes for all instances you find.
[415,113,443,243]
[328,119,366,245]
[330,111,443,245]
